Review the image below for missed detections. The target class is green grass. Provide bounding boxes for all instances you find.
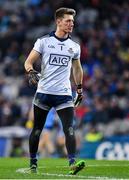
[0,158,129,179]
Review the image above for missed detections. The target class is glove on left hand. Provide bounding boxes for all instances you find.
[74,84,83,107]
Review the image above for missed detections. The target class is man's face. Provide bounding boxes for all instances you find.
[57,14,74,33]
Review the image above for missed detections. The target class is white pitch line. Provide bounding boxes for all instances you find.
[16,167,127,180]
[16,168,109,179]
[16,164,129,173]
[42,172,110,179]
[16,168,31,174]
[16,163,129,173]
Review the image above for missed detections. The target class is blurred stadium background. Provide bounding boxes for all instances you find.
[0,0,129,160]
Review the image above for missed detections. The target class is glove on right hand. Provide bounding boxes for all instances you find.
[28,69,41,87]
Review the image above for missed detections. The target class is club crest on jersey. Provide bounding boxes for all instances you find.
[48,45,55,48]
[68,48,74,54]
[49,54,70,66]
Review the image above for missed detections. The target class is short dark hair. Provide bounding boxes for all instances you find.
[55,7,76,20]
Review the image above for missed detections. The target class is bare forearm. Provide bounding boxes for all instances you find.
[72,63,83,86]
[73,62,83,107]
[24,49,40,72]
[24,60,33,72]
[73,69,83,85]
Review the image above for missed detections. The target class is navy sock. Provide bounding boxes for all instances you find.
[30,153,37,159]
[68,154,75,166]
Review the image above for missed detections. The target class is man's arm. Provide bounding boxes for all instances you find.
[72,59,83,87]
[72,59,83,107]
[24,49,41,72]
[24,49,41,86]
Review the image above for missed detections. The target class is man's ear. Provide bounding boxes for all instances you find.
[56,18,61,25]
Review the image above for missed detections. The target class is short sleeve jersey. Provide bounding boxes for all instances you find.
[33,31,80,96]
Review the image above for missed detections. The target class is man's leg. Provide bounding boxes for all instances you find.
[57,107,76,163]
[57,107,85,174]
[29,105,48,172]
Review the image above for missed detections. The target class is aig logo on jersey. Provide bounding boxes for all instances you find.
[49,54,70,66]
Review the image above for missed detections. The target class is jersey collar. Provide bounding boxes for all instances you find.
[49,31,71,42]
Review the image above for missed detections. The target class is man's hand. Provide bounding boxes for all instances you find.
[28,69,41,87]
[74,84,83,107]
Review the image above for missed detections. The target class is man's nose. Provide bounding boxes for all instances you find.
[71,22,74,26]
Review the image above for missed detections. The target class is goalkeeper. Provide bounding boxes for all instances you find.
[24,7,85,175]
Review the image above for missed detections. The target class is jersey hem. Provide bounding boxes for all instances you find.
[36,90,72,96]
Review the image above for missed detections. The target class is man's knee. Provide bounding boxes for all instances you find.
[64,126,75,137]
[33,129,42,138]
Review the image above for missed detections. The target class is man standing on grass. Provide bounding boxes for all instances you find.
[24,7,85,175]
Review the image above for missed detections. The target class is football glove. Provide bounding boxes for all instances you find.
[28,69,41,87]
[74,84,83,107]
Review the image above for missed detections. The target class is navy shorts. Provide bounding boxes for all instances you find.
[33,92,74,111]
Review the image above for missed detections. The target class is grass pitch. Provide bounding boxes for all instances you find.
[0,158,129,179]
